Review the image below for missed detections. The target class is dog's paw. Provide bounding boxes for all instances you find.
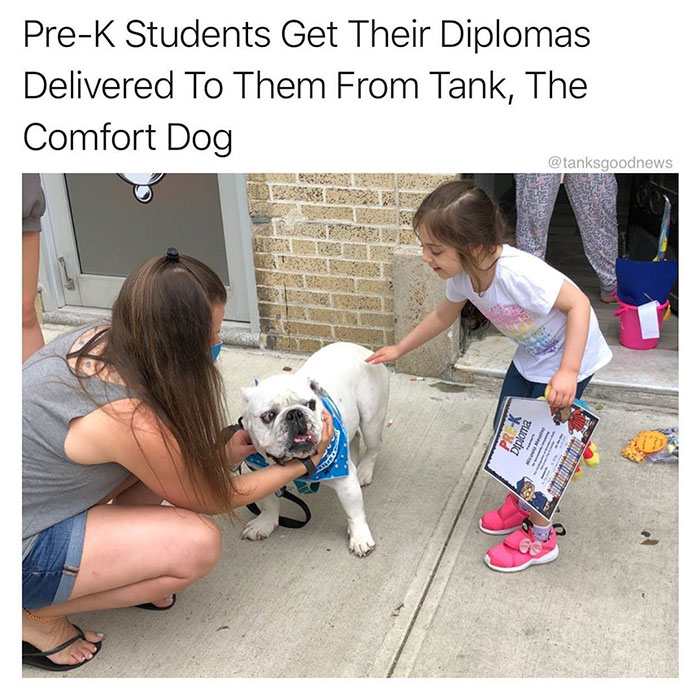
[348,525,376,557]
[356,464,374,487]
[241,516,276,541]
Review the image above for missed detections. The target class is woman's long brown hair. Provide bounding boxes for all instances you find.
[70,253,233,513]
[413,180,513,331]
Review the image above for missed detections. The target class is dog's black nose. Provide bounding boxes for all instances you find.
[286,409,304,422]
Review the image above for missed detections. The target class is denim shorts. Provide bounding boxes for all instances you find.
[22,511,87,609]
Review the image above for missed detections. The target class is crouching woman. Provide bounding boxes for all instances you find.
[22,251,332,671]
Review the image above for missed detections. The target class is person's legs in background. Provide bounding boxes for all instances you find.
[514,173,561,260]
[564,173,619,302]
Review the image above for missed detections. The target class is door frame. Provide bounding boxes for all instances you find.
[38,173,261,341]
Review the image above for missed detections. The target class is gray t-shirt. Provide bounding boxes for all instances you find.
[23,325,134,558]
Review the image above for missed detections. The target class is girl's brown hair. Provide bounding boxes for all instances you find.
[71,253,233,513]
[413,179,512,330]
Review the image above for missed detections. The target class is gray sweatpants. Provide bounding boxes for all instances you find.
[514,173,618,293]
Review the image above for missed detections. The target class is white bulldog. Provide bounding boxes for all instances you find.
[240,342,390,556]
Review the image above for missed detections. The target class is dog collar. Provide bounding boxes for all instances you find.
[243,387,349,493]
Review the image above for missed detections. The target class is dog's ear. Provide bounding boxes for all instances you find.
[241,386,256,404]
[308,378,322,396]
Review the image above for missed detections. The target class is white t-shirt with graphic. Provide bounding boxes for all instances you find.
[445,244,612,383]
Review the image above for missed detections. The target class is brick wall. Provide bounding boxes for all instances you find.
[246,173,457,352]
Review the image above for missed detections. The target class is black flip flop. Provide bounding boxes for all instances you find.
[135,593,176,611]
[22,624,101,672]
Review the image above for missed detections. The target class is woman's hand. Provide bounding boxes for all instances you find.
[365,345,402,365]
[227,428,257,464]
[547,369,578,408]
[309,409,334,466]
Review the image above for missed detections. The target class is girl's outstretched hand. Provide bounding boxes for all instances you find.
[547,369,577,408]
[365,345,401,364]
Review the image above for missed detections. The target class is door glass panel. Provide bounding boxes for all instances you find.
[64,174,230,285]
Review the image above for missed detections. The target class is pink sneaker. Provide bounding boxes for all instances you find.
[484,524,560,572]
[479,493,530,535]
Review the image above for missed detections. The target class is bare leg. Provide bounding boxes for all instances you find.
[22,231,44,362]
[23,503,221,666]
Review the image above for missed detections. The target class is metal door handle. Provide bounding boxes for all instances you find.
[58,257,76,291]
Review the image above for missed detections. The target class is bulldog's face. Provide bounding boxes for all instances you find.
[241,374,324,463]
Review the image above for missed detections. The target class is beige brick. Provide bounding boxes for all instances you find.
[399,191,429,209]
[325,188,380,206]
[254,252,277,270]
[356,279,393,295]
[342,243,368,260]
[353,173,395,188]
[298,338,324,353]
[301,205,354,222]
[275,256,329,274]
[250,201,299,219]
[246,182,270,201]
[275,221,328,239]
[359,312,394,328]
[255,271,304,288]
[299,173,352,186]
[332,294,383,311]
[271,185,324,202]
[369,244,395,262]
[253,237,290,254]
[399,211,414,227]
[355,208,398,226]
[286,322,335,340]
[380,190,398,207]
[264,334,298,352]
[327,224,380,243]
[333,326,385,345]
[317,241,342,257]
[260,317,285,334]
[256,286,284,303]
[247,173,267,182]
[397,174,456,190]
[329,260,382,278]
[384,329,395,345]
[399,229,419,245]
[383,297,395,313]
[284,290,331,306]
[380,229,401,244]
[259,302,307,321]
[291,239,317,256]
[305,275,355,293]
[251,222,273,237]
[307,308,359,325]
[260,173,298,183]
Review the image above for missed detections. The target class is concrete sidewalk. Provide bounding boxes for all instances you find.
[24,329,678,678]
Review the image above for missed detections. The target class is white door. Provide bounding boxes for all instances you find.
[40,173,258,326]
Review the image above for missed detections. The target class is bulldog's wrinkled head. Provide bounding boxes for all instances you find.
[241,373,323,463]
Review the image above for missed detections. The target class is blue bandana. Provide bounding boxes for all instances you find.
[244,387,349,495]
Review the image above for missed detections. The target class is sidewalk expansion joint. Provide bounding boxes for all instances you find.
[386,441,488,678]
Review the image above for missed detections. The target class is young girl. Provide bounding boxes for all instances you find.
[22,250,333,671]
[366,180,611,573]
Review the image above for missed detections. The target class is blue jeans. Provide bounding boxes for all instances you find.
[493,362,593,431]
[22,511,87,609]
